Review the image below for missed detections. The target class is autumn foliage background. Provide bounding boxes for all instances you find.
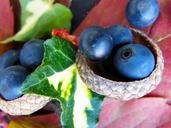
[1,0,171,127]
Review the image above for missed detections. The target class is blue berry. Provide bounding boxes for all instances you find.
[20,39,44,68]
[126,0,160,28]
[79,26,113,61]
[105,25,133,47]
[0,65,29,100]
[113,44,155,79]
[0,50,19,70]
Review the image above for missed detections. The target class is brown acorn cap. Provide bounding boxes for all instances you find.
[0,94,50,115]
[76,28,164,101]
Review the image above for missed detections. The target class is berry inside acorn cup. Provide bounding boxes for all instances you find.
[77,25,164,100]
[79,25,155,80]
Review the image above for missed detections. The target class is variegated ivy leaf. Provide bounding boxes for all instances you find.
[2,0,72,44]
[21,37,104,128]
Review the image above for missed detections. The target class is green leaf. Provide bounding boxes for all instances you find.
[19,0,32,26]
[21,37,104,128]
[2,0,72,44]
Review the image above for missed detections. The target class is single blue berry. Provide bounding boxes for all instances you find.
[0,65,29,100]
[126,0,160,28]
[113,44,155,79]
[20,39,44,69]
[0,50,19,70]
[105,25,133,47]
[79,26,113,61]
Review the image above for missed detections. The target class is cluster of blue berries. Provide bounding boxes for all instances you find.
[79,25,155,80]
[79,0,159,80]
[0,40,44,100]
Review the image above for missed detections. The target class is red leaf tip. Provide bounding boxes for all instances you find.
[52,29,78,47]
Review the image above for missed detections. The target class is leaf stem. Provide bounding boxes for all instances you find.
[156,33,171,44]
[48,0,55,5]
[0,37,14,44]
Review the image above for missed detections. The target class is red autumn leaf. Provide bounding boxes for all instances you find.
[9,113,61,128]
[149,0,171,42]
[98,98,171,128]
[0,0,14,54]
[26,113,61,126]
[148,37,171,98]
[74,0,127,35]
[0,0,14,40]
[57,0,71,6]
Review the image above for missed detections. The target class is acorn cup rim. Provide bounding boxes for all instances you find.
[76,28,164,100]
[0,94,50,116]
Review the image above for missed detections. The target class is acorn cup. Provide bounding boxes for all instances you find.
[76,28,164,101]
[0,94,50,116]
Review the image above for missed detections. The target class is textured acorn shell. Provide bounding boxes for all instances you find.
[76,28,164,101]
[0,94,50,115]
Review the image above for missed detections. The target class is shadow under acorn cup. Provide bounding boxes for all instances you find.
[76,28,164,101]
[0,94,50,116]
